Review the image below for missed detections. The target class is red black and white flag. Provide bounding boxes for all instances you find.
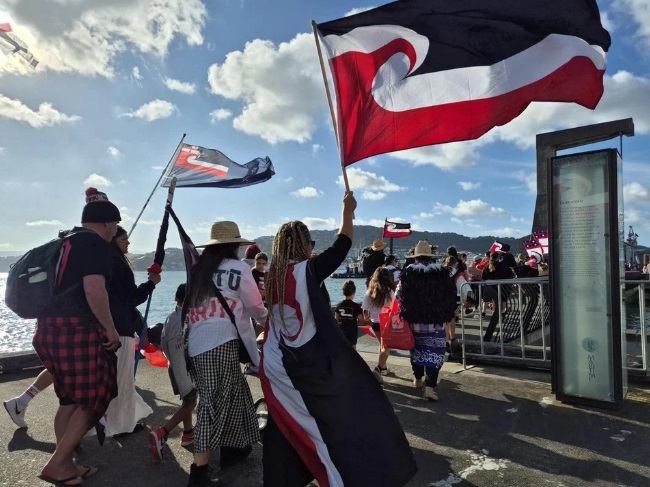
[524,231,549,261]
[162,144,275,189]
[489,240,511,254]
[383,220,411,239]
[316,0,610,166]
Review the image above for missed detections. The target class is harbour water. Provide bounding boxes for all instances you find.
[0,271,366,353]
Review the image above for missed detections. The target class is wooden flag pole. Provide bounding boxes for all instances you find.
[129,133,186,238]
[311,20,353,197]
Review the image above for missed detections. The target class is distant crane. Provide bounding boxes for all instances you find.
[625,225,640,269]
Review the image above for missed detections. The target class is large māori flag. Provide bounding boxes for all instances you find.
[163,144,275,188]
[316,0,610,166]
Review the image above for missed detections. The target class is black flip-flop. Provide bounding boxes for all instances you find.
[37,474,82,486]
[78,466,98,479]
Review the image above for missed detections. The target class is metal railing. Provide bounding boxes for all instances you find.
[459,278,551,369]
[458,278,650,377]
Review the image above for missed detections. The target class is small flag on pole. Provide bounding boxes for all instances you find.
[383,220,412,239]
[162,144,275,189]
[489,241,511,254]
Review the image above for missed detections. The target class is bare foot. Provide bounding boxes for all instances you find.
[40,463,82,486]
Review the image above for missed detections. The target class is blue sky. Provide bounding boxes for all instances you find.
[0,0,649,254]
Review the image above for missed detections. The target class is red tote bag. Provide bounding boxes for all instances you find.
[378,299,415,351]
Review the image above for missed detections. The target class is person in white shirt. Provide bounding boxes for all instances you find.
[185,221,268,487]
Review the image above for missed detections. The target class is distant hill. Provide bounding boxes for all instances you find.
[2,226,649,272]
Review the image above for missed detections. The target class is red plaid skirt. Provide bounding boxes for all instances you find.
[33,317,117,421]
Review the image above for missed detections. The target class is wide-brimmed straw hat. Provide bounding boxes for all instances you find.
[371,239,387,251]
[196,221,255,248]
[412,240,434,257]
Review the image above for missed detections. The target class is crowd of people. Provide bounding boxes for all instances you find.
[3,188,419,487]
[2,186,550,486]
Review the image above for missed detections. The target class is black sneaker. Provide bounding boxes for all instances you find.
[187,464,221,486]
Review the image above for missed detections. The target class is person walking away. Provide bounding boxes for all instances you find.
[481,252,515,342]
[362,267,396,382]
[384,254,401,283]
[185,221,267,486]
[31,187,122,486]
[103,225,160,437]
[149,283,197,461]
[362,238,387,287]
[260,191,417,487]
[334,280,365,349]
[397,241,457,401]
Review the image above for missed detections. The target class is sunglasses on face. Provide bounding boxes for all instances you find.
[310,240,316,248]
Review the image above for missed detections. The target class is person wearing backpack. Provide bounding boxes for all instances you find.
[31,187,122,486]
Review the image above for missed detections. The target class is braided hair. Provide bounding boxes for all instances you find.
[267,221,312,338]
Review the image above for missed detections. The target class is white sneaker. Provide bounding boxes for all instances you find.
[3,398,27,428]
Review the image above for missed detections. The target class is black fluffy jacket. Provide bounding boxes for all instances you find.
[396,262,457,325]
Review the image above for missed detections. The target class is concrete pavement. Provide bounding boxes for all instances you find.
[1,336,649,487]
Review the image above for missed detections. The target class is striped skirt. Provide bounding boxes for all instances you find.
[190,339,260,453]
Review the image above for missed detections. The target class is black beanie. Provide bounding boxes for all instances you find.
[81,187,121,223]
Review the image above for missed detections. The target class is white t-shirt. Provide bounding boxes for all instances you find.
[362,290,394,323]
[187,258,267,365]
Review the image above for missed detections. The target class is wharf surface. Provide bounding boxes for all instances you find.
[1,335,650,487]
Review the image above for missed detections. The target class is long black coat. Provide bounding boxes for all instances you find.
[108,246,155,337]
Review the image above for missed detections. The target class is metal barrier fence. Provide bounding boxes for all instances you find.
[458,278,649,378]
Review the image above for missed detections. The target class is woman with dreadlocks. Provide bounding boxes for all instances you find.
[260,191,417,487]
[397,241,458,401]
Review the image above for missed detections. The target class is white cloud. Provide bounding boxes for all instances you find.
[83,174,113,187]
[624,182,650,203]
[121,99,177,121]
[291,186,323,198]
[458,181,480,191]
[484,71,650,150]
[433,199,507,217]
[345,7,376,17]
[164,77,197,94]
[107,146,121,158]
[209,108,232,123]
[389,141,482,170]
[512,171,537,194]
[337,167,404,195]
[615,1,650,50]
[302,217,337,229]
[491,226,529,238]
[1,0,207,77]
[312,144,324,155]
[207,33,323,144]
[337,167,404,201]
[132,66,143,80]
[25,219,63,227]
[354,218,386,227]
[361,191,386,201]
[0,94,81,128]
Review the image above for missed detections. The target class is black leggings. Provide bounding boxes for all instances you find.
[411,364,440,388]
